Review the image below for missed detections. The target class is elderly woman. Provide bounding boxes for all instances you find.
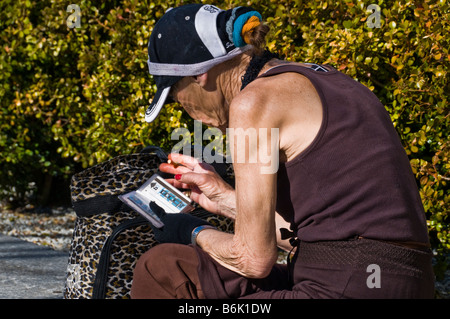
[130,4,434,299]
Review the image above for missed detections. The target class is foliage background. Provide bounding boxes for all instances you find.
[0,0,448,266]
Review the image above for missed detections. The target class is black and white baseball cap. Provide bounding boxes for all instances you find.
[145,4,261,122]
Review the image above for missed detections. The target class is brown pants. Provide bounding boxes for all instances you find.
[131,243,205,299]
[131,243,291,299]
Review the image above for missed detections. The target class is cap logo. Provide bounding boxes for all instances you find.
[195,5,226,58]
[202,5,220,14]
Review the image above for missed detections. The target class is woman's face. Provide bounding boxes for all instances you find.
[170,76,229,132]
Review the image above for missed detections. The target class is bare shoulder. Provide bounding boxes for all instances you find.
[230,65,323,162]
[230,71,316,127]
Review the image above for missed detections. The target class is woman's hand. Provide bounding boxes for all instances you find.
[159,153,236,219]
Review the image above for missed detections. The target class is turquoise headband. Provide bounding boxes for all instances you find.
[232,11,263,48]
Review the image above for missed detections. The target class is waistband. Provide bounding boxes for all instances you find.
[294,238,433,278]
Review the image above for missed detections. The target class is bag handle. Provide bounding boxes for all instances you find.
[140,145,168,162]
[72,194,131,217]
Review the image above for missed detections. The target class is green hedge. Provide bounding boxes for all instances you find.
[0,0,448,257]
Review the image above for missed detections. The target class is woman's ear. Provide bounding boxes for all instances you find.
[192,73,208,87]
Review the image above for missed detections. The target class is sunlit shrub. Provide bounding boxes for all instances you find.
[0,0,448,257]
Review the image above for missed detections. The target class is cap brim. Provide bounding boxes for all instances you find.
[145,86,171,123]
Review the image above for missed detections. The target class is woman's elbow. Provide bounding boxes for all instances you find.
[240,250,278,279]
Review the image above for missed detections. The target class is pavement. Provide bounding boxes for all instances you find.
[0,234,69,299]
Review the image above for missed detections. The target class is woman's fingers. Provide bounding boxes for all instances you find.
[159,153,200,175]
[175,171,209,189]
[159,163,191,175]
[161,153,217,175]
[168,153,200,170]
[164,178,192,190]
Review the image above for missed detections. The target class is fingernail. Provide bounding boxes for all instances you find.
[175,174,182,180]
[167,159,179,168]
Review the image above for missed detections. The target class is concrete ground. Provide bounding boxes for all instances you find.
[0,234,69,299]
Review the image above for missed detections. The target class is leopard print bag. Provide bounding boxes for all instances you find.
[63,146,234,299]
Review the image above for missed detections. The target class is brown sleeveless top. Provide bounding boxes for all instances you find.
[258,64,429,244]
